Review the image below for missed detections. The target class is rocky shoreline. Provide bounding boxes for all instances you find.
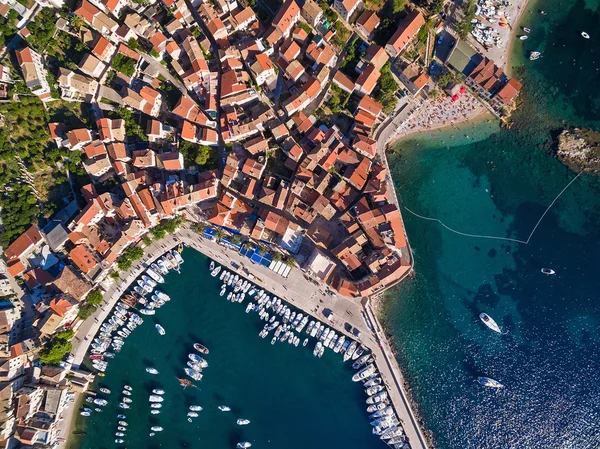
[555,128,600,174]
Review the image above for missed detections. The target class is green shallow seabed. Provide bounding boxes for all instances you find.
[382,0,600,448]
[75,249,388,449]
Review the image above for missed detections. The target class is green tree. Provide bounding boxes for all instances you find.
[78,303,96,320]
[437,70,455,88]
[87,289,103,306]
[430,0,445,14]
[124,246,144,261]
[393,0,407,14]
[109,271,120,281]
[117,257,133,271]
[457,0,476,38]
[39,333,73,365]
[151,226,167,240]
[111,54,136,76]
[215,228,225,241]
[192,222,206,234]
[284,257,296,267]
[128,37,140,50]
[230,235,241,245]
[272,251,282,262]
[142,235,152,246]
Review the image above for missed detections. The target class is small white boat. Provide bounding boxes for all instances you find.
[529,51,541,60]
[151,410,160,415]
[237,418,251,425]
[151,403,162,409]
[115,439,124,444]
[140,309,156,315]
[237,443,252,449]
[146,367,159,375]
[152,389,165,395]
[519,35,528,40]
[188,412,199,418]
[211,266,222,277]
[151,426,163,432]
[149,395,164,402]
[80,411,91,416]
[477,376,504,388]
[99,388,111,394]
[155,324,166,335]
[123,386,132,391]
[479,313,502,333]
[218,405,231,411]
[210,261,215,271]
[118,421,128,426]
[541,268,555,275]
[582,31,590,39]
[189,405,202,411]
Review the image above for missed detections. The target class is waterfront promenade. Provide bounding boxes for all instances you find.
[69,225,429,449]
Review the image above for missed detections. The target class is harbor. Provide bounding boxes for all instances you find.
[68,224,429,449]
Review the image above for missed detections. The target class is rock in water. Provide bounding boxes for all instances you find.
[556,128,600,173]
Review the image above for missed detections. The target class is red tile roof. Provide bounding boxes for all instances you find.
[4,225,43,261]
[386,10,425,54]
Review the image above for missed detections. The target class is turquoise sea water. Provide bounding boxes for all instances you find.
[78,249,387,449]
[383,0,600,448]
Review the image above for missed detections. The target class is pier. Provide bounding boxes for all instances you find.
[71,224,428,449]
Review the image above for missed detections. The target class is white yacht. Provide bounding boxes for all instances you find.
[477,377,504,388]
[479,313,502,333]
[237,419,251,425]
[155,324,166,335]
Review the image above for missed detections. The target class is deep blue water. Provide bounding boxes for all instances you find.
[383,0,600,448]
[76,249,387,449]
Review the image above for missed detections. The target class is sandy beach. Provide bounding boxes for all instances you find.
[384,91,491,147]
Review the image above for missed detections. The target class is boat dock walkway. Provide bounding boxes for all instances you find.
[70,226,429,449]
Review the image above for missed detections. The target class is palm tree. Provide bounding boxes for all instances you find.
[215,228,225,241]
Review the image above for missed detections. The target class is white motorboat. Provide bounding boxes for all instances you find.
[151,410,160,415]
[140,309,156,315]
[366,391,388,405]
[352,364,375,382]
[519,35,528,40]
[189,405,202,411]
[146,367,159,375]
[123,386,132,391]
[152,389,165,395]
[115,439,124,444]
[344,341,357,361]
[479,313,502,333]
[211,266,222,277]
[151,403,162,409]
[141,275,157,288]
[146,268,164,284]
[582,31,590,39]
[119,403,130,409]
[236,443,252,448]
[155,324,166,335]
[218,405,231,411]
[477,377,504,388]
[541,268,555,275]
[188,354,208,368]
[149,395,164,402]
[237,418,250,425]
[529,51,541,60]
[187,412,199,418]
[220,285,227,296]
[118,421,128,426]
[185,368,203,381]
[80,411,91,416]
[151,426,163,432]
[99,388,111,394]
[210,261,215,271]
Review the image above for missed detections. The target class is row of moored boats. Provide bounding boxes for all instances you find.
[211,262,407,448]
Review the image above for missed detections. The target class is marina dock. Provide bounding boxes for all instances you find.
[71,225,428,449]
